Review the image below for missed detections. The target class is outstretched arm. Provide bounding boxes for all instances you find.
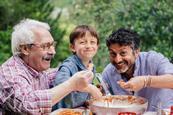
[117,74,173,92]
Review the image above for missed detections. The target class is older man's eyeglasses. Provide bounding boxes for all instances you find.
[30,41,57,50]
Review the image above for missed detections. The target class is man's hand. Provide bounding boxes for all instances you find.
[82,84,102,99]
[50,70,94,105]
[67,70,93,91]
[96,84,106,96]
[117,77,146,92]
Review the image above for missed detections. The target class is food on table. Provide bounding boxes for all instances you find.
[58,109,81,115]
[57,109,92,115]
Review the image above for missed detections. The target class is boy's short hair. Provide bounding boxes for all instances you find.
[69,25,99,45]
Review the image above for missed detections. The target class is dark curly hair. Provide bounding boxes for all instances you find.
[106,28,140,50]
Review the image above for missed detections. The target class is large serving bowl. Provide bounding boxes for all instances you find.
[89,95,148,115]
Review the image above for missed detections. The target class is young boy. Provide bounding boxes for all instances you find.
[53,25,100,109]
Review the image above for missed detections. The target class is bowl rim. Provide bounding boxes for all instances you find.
[89,95,148,110]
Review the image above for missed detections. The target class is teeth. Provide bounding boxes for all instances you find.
[117,64,123,66]
[43,57,51,61]
[43,55,54,61]
[117,62,125,66]
[45,58,50,61]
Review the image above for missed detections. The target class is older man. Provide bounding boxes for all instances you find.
[0,19,102,115]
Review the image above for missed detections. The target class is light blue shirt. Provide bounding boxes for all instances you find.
[102,51,173,111]
[53,54,95,110]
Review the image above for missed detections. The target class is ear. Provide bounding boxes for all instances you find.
[97,44,99,49]
[20,45,30,55]
[135,48,140,58]
[69,44,76,53]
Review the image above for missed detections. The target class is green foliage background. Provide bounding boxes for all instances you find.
[0,0,173,71]
[70,0,173,71]
[0,0,70,67]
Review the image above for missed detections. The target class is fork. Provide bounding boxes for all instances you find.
[95,73,111,96]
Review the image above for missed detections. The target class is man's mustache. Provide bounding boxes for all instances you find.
[43,54,54,60]
[112,61,128,67]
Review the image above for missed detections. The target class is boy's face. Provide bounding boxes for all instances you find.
[70,32,98,62]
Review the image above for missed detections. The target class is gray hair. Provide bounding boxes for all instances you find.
[11,19,50,55]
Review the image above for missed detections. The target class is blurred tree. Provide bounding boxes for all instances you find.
[117,0,173,58]
[70,0,173,71]
[0,0,70,67]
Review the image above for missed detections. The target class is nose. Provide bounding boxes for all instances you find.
[85,42,92,48]
[48,46,56,55]
[114,54,122,63]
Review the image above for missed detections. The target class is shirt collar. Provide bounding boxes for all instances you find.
[133,56,140,76]
[73,54,87,70]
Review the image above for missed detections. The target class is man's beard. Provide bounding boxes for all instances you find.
[116,66,129,73]
[112,60,128,73]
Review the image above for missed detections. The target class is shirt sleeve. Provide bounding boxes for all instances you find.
[0,75,14,104]
[0,75,53,115]
[147,51,173,75]
[18,76,53,114]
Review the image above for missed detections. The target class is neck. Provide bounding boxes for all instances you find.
[82,60,90,68]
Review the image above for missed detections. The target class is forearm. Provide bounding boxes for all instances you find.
[49,81,74,105]
[118,74,173,92]
[51,70,94,105]
[149,74,173,88]
[81,84,102,99]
